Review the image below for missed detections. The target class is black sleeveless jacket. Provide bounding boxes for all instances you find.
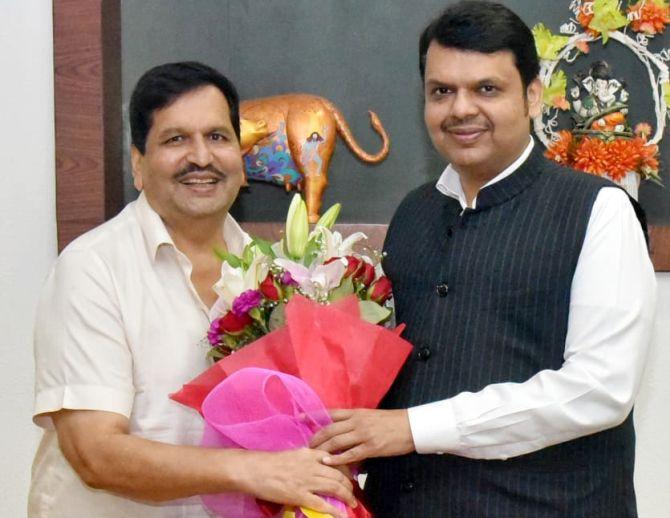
[365,148,638,517]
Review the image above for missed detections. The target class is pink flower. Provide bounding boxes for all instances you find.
[232,290,263,316]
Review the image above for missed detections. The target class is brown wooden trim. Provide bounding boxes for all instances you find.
[649,225,670,271]
[52,2,670,270]
[54,0,122,251]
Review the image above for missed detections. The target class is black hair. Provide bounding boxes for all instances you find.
[419,1,540,90]
[129,61,240,154]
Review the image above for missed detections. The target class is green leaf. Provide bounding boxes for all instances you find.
[251,237,276,258]
[663,82,670,108]
[358,300,392,325]
[268,302,286,331]
[302,236,322,267]
[543,70,569,110]
[328,276,355,302]
[590,0,628,43]
[532,23,570,60]
[214,246,242,268]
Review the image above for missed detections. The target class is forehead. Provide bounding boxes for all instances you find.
[149,85,233,133]
[424,43,521,84]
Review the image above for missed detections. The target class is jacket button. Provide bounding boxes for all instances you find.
[417,347,431,361]
[436,283,449,297]
[446,227,453,238]
[401,480,415,492]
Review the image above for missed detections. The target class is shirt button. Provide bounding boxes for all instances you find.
[417,347,432,361]
[401,480,415,492]
[436,283,449,297]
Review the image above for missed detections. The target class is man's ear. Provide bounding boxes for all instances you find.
[527,78,543,119]
[130,146,144,191]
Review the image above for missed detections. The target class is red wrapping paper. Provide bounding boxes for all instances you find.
[171,295,412,414]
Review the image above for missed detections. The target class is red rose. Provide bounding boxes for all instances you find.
[218,311,253,335]
[259,272,281,301]
[356,261,376,287]
[367,276,393,304]
[344,255,363,278]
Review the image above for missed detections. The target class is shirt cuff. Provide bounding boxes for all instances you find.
[408,399,460,454]
[33,384,135,429]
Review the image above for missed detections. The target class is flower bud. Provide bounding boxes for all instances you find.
[285,194,309,259]
[357,261,376,287]
[315,202,341,229]
[259,272,281,301]
[367,276,393,304]
[343,256,363,278]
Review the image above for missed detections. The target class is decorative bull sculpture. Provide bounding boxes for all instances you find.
[239,94,390,222]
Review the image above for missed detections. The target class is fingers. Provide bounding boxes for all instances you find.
[323,445,367,467]
[315,430,361,455]
[300,493,347,518]
[310,420,354,449]
[312,475,357,509]
[329,409,354,422]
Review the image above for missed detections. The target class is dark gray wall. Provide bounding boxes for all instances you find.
[121,0,670,223]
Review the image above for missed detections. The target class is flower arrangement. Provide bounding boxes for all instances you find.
[206,194,393,359]
[172,195,412,518]
[532,0,669,196]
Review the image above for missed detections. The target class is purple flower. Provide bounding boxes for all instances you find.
[280,271,298,286]
[207,318,222,346]
[232,289,263,316]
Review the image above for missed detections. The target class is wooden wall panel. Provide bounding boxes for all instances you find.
[54,0,122,250]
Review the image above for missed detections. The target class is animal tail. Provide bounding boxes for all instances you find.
[323,99,390,163]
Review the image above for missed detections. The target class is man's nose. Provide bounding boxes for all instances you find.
[450,90,478,120]
[186,135,213,167]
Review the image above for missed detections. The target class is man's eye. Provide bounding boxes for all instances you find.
[210,133,228,142]
[480,85,497,94]
[433,87,451,96]
[165,135,184,144]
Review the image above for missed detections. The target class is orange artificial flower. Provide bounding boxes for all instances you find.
[628,0,670,35]
[573,137,610,175]
[545,130,573,165]
[604,139,641,181]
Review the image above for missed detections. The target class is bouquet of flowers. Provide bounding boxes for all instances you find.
[171,195,413,518]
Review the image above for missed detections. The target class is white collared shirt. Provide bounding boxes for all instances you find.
[408,142,657,458]
[30,192,250,517]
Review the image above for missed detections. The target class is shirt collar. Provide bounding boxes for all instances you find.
[134,191,251,261]
[435,137,535,209]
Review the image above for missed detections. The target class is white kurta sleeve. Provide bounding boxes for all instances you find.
[408,187,656,458]
[33,248,135,429]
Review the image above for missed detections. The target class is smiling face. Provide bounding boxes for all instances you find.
[131,85,244,225]
[423,44,542,182]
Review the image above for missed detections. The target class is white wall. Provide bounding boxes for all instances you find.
[0,2,667,516]
[0,1,56,516]
[635,273,670,517]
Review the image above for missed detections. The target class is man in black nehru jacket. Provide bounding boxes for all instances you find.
[311,2,656,516]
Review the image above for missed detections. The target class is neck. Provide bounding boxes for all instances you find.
[164,214,228,256]
[455,138,531,207]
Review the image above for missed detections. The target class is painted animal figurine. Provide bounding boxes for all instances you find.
[239,94,390,222]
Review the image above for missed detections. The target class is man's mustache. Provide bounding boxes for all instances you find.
[173,164,226,180]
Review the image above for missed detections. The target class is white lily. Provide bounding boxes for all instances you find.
[211,254,270,315]
[274,257,346,299]
[309,226,368,262]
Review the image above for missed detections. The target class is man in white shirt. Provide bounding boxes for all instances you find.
[311,2,656,516]
[30,62,355,518]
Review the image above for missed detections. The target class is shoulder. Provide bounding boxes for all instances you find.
[393,180,442,216]
[54,202,143,279]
